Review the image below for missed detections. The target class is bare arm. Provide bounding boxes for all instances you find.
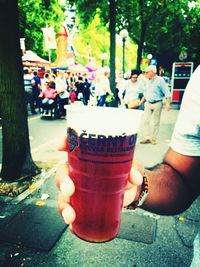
[165,97,171,111]
[142,148,200,215]
[138,96,146,106]
[55,139,200,224]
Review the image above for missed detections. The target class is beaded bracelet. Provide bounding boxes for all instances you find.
[126,172,149,210]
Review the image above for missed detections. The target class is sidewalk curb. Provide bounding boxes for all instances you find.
[10,159,66,205]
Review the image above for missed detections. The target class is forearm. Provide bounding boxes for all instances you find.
[142,163,196,215]
[165,97,170,104]
[139,96,146,105]
[165,97,171,111]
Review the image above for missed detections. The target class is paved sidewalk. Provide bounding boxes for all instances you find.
[0,107,199,267]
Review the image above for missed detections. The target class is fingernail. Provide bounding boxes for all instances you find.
[61,206,76,224]
[62,208,69,224]
[60,177,75,196]
[60,180,69,195]
[131,169,143,185]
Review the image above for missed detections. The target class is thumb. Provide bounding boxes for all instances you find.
[129,169,143,186]
[57,136,68,152]
[123,169,143,207]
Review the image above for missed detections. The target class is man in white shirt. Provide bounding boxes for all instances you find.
[95,67,112,106]
[121,69,144,109]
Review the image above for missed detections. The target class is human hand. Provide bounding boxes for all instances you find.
[165,103,170,112]
[55,137,76,225]
[55,163,76,225]
[165,99,171,112]
[123,162,144,207]
[55,137,144,224]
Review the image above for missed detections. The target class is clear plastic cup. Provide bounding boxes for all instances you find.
[66,106,143,242]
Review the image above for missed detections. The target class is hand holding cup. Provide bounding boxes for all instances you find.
[55,137,144,228]
[56,106,143,242]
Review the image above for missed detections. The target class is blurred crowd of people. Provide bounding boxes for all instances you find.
[23,65,171,125]
[23,67,93,118]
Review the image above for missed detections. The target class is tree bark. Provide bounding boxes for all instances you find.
[109,0,117,107]
[136,0,146,70]
[136,32,145,70]
[0,0,40,181]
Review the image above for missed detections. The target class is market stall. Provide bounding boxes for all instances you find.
[22,50,50,68]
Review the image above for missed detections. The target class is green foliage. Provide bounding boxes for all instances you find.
[73,15,109,66]
[75,0,199,70]
[116,0,199,68]
[73,14,137,71]
[18,0,137,70]
[18,0,65,60]
[18,0,199,70]
[73,0,103,25]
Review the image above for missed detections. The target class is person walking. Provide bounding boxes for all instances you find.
[82,78,91,105]
[140,65,171,145]
[116,71,126,107]
[75,76,84,103]
[55,70,69,118]
[121,69,144,109]
[23,67,37,115]
[96,67,112,107]
[32,71,41,110]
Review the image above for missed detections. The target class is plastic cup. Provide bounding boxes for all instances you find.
[66,106,143,242]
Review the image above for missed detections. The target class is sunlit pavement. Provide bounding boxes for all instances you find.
[0,106,199,267]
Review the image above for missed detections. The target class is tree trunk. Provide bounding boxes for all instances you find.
[109,0,117,107]
[136,0,146,70]
[0,1,40,181]
[136,34,145,70]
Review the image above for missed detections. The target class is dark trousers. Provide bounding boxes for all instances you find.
[25,92,36,114]
[98,95,107,106]
[58,97,69,116]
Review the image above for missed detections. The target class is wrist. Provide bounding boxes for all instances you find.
[134,184,142,202]
[127,172,149,210]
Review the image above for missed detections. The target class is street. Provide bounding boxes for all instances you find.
[0,114,67,169]
[0,106,179,171]
[0,108,199,267]
[29,115,65,149]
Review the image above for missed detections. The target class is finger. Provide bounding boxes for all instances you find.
[123,169,143,207]
[57,136,68,152]
[62,205,76,225]
[131,161,145,174]
[128,169,143,186]
[123,186,138,207]
[55,164,75,196]
[69,224,73,231]
[60,177,75,197]
[58,193,76,224]
[58,192,69,213]
[55,163,68,188]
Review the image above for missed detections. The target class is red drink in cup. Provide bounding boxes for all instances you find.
[66,106,143,242]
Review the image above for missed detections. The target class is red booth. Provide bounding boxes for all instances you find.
[171,62,193,103]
